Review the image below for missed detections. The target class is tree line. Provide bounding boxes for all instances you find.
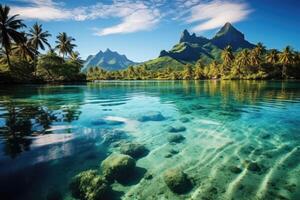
[0,5,84,83]
[87,44,300,81]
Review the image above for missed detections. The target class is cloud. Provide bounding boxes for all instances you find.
[186,0,252,32]
[8,0,252,35]
[95,9,160,36]
[9,0,161,36]
[10,0,72,20]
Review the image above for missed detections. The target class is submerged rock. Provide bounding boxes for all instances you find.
[168,134,185,143]
[120,142,149,159]
[137,112,165,122]
[164,153,173,158]
[261,133,271,139]
[163,169,192,194]
[248,162,261,172]
[244,160,262,172]
[229,166,242,174]
[179,117,190,123]
[69,170,110,200]
[101,130,127,145]
[167,126,186,133]
[91,119,124,126]
[144,172,153,180]
[101,154,136,182]
[169,149,179,155]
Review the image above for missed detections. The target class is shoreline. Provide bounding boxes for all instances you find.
[1,78,300,85]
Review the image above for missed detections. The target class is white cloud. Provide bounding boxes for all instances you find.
[8,0,252,35]
[9,0,161,36]
[10,0,72,20]
[95,9,160,36]
[186,0,252,32]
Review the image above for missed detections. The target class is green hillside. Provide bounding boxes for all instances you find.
[138,56,186,71]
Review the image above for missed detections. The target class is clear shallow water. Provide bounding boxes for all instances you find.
[0,81,300,200]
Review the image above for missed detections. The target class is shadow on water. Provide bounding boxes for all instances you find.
[0,102,55,158]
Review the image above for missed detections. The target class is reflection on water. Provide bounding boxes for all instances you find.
[0,81,300,200]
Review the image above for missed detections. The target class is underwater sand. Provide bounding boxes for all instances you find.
[0,81,300,200]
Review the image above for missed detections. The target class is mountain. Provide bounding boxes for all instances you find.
[157,22,255,64]
[211,22,255,50]
[82,49,136,72]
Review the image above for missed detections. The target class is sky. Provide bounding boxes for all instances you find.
[2,0,300,62]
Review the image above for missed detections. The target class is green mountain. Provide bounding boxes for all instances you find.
[82,49,136,72]
[141,56,186,71]
[142,22,255,69]
[211,22,255,50]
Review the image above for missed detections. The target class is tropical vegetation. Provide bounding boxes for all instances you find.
[0,4,85,83]
[87,44,300,80]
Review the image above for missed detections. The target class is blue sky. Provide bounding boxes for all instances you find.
[3,0,300,62]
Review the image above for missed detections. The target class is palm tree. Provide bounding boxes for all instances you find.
[254,42,266,55]
[208,61,219,79]
[12,36,35,61]
[265,49,279,64]
[221,45,234,75]
[182,64,194,80]
[250,49,261,66]
[279,46,295,79]
[194,66,203,80]
[55,32,76,59]
[28,22,51,72]
[69,51,83,64]
[250,43,265,70]
[0,5,26,68]
[236,49,251,75]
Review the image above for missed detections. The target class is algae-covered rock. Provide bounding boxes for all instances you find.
[168,134,185,143]
[101,154,136,182]
[243,160,262,172]
[229,166,242,174]
[137,112,165,122]
[163,169,192,194]
[247,162,261,172]
[169,149,179,155]
[179,117,190,123]
[144,172,153,180]
[167,126,186,133]
[69,170,109,200]
[120,142,149,159]
[101,130,127,145]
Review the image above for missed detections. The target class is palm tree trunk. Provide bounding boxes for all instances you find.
[34,45,38,76]
[5,48,11,69]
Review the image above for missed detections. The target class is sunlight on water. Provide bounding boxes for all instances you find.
[0,81,300,200]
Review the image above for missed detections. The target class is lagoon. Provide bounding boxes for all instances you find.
[0,81,300,200]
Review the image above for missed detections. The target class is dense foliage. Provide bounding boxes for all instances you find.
[87,44,300,80]
[0,4,85,83]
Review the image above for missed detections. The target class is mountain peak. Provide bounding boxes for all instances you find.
[215,22,241,38]
[105,48,113,53]
[82,49,136,72]
[182,29,190,35]
[179,29,209,45]
[212,22,255,50]
[180,29,190,42]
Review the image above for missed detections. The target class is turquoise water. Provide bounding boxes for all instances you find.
[0,81,300,200]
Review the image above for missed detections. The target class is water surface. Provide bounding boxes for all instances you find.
[0,81,300,200]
